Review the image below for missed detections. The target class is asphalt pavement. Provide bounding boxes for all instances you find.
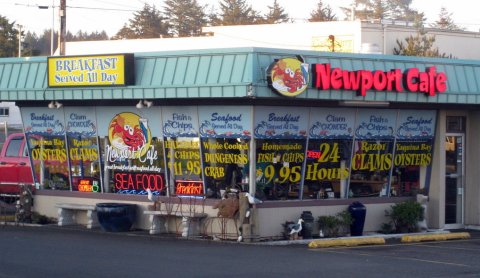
[2,224,480,278]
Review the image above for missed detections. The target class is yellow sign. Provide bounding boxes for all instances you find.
[48,54,134,87]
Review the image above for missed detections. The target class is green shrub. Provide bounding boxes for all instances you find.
[318,210,353,237]
[386,201,424,233]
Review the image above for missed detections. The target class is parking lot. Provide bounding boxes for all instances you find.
[1,225,480,278]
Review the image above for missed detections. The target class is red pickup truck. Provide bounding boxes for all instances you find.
[0,133,34,194]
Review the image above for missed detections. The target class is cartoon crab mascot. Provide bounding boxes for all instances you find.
[108,112,151,157]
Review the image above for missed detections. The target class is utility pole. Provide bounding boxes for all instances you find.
[59,0,66,55]
[16,24,23,57]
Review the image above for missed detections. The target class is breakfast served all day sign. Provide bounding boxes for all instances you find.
[47,54,134,87]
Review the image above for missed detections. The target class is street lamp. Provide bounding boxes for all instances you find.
[38,1,55,56]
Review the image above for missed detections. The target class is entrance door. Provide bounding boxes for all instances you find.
[445,134,464,227]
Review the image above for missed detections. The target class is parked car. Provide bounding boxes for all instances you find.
[0,133,34,195]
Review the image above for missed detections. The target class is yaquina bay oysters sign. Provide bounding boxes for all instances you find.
[47,54,135,87]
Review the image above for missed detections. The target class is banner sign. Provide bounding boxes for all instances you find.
[396,110,436,139]
[309,108,356,139]
[47,54,134,87]
[355,109,396,139]
[254,106,309,139]
[21,107,65,136]
[162,106,199,137]
[198,106,252,138]
[64,107,97,137]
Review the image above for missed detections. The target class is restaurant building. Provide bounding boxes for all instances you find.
[1,47,479,238]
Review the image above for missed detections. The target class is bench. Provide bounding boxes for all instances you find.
[144,194,208,237]
[56,203,98,229]
[144,210,207,237]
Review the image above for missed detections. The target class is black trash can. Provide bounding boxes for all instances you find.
[300,211,314,239]
[348,202,366,236]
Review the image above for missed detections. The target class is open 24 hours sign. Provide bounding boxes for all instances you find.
[47,54,135,87]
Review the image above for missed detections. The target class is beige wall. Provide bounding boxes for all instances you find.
[465,111,480,225]
[256,203,392,238]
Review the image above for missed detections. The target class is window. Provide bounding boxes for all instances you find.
[6,137,23,157]
[0,107,9,117]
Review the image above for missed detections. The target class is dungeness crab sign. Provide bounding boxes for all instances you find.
[267,56,447,97]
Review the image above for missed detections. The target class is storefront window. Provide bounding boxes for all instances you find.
[306,108,355,199]
[349,109,397,198]
[21,108,69,190]
[65,107,101,192]
[305,139,352,199]
[163,106,203,197]
[254,107,309,201]
[255,139,305,200]
[97,108,166,195]
[201,138,250,198]
[198,106,252,199]
[164,137,202,195]
[391,110,436,196]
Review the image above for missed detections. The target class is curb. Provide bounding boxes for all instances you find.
[308,237,386,248]
[401,232,470,243]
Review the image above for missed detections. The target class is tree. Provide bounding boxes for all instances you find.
[214,0,260,26]
[309,0,337,22]
[263,0,290,24]
[113,4,170,39]
[0,15,18,57]
[164,0,207,37]
[341,0,384,21]
[393,29,452,58]
[430,7,463,31]
[385,0,423,22]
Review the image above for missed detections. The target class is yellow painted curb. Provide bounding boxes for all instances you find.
[401,232,470,243]
[308,237,385,248]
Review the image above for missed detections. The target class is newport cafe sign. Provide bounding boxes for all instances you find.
[267,56,447,97]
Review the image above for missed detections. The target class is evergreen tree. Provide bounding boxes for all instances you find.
[430,7,463,31]
[393,29,452,58]
[263,0,290,24]
[113,4,170,39]
[309,0,337,22]
[341,0,381,21]
[164,0,207,37]
[214,0,260,26]
[385,0,422,22]
[0,15,18,57]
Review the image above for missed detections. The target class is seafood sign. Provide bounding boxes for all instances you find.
[106,112,154,163]
[267,56,309,97]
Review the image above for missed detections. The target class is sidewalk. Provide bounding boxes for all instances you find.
[255,229,473,247]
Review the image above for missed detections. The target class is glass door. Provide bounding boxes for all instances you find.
[445,134,464,227]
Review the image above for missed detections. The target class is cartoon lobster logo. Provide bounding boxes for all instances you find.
[267,56,309,97]
[108,112,151,156]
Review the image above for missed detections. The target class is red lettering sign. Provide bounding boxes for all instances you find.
[114,172,165,192]
[307,150,321,159]
[175,180,203,196]
[78,179,93,192]
[312,63,446,97]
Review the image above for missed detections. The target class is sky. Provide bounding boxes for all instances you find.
[0,0,479,37]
